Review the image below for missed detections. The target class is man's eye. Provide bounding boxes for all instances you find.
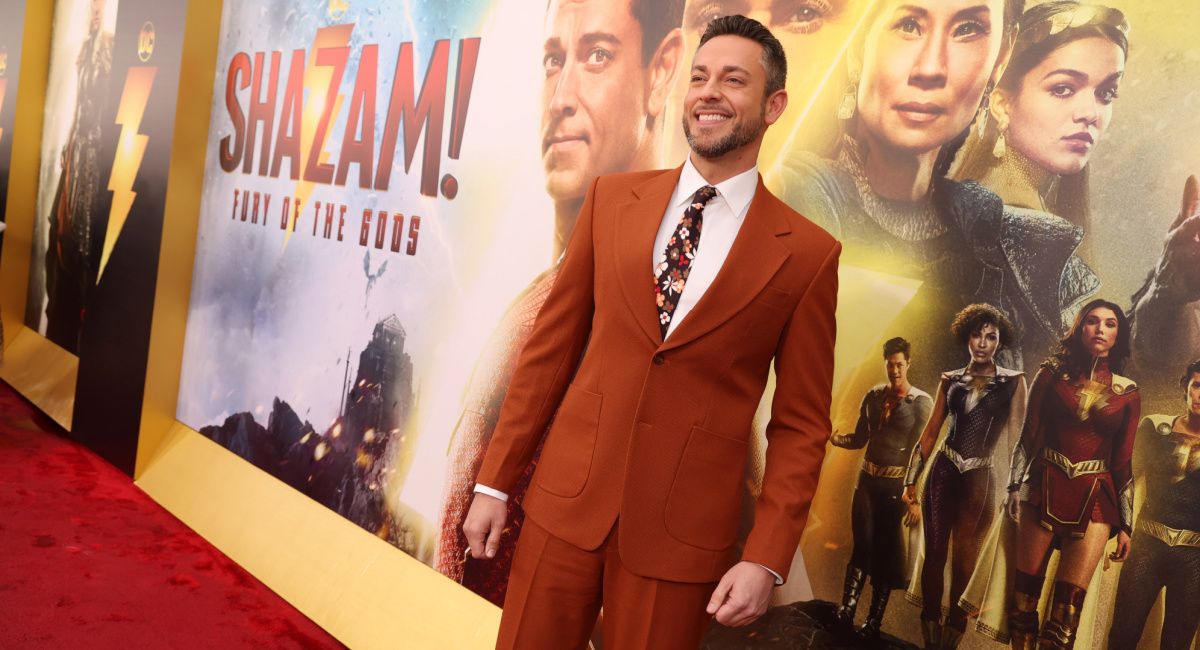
[585,47,613,67]
[543,53,563,73]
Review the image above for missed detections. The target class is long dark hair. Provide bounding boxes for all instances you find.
[953,2,1131,241]
[1043,298,1131,375]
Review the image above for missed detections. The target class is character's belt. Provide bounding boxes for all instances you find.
[941,447,992,473]
[1041,448,1108,479]
[1140,518,1200,548]
[862,460,906,479]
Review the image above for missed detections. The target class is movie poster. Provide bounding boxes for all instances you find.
[177,0,1200,648]
[24,0,120,355]
[0,0,28,254]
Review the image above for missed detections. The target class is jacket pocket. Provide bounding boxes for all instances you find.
[664,425,747,551]
[534,386,603,498]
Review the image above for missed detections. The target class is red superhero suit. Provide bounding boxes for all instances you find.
[1009,355,1139,538]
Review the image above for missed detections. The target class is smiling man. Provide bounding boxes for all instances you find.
[463,15,841,649]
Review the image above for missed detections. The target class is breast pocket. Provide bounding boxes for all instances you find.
[534,386,603,498]
[664,425,748,551]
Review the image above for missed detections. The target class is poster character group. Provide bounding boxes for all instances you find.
[172,0,1200,647]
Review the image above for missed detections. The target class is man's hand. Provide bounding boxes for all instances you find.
[706,561,775,627]
[462,493,507,559]
[1006,489,1021,522]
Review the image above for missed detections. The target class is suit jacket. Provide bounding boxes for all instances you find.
[476,165,841,583]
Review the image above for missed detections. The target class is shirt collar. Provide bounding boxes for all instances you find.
[672,157,759,219]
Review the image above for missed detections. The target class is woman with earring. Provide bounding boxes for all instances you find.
[954,2,1130,264]
[1002,299,1138,649]
[778,0,1100,388]
[901,304,1027,648]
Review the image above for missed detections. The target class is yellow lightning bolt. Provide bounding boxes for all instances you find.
[99,66,157,282]
[282,24,353,253]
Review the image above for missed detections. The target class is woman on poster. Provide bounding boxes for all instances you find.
[1002,298,1138,649]
[953,1,1129,265]
[901,303,1026,648]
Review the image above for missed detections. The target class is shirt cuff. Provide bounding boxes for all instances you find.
[753,562,784,585]
[473,483,509,502]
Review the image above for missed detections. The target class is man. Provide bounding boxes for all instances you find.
[464,15,841,648]
[1108,359,1200,650]
[435,0,684,603]
[830,337,931,639]
[673,0,869,161]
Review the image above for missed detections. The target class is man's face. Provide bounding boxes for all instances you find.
[884,352,910,388]
[1185,374,1200,417]
[679,0,865,161]
[682,35,772,159]
[541,0,649,202]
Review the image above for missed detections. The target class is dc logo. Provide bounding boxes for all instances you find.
[138,21,155,63]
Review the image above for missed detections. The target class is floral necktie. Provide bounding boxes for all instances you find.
[654,185,717,340]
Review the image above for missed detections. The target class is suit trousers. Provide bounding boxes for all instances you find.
[496,516,718,650]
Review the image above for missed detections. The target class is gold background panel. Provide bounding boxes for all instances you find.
[132,1,501,648]
[0,2,78,426]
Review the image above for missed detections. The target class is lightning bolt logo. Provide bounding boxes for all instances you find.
[282,24,353,253]
[99,66,157,283]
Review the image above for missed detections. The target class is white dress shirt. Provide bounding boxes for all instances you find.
[654,158,758,339]
[473,160,781,582]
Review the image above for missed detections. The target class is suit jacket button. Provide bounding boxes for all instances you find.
[653,354,665,365]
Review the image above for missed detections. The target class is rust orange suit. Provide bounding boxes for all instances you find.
[476,166,840,647]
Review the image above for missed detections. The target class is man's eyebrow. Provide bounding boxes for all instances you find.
[544,36,562,52]
[690,64,751,75]
[579,31,622,47]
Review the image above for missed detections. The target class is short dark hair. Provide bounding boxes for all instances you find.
[1179,360,1200,391]
[950,303,1017,348]
[698,14,786,95]
[631,0,685,66]
[883,337,911,360]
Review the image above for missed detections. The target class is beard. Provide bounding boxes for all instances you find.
[682,108,765,159]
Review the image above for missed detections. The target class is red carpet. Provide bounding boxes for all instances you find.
[0,381,346,649]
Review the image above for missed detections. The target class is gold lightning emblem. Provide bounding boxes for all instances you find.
[99,66,157,282]
[1076,378,1110,421]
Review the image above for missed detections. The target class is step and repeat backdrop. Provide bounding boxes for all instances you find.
[8,0,1200,647]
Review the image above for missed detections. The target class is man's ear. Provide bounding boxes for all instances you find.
[645,28,684,120]
[764,88,788,126]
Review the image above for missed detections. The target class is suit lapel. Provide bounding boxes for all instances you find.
[614,167,682,347]
[660,176,792,353]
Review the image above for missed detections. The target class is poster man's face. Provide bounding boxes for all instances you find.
[884,351,910,388]
[1002,36,1124,177]
[541,0,649,203]
[1186,374,1200,416]
[857,0,1005,153]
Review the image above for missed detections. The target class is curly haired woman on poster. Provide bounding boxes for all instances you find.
[901,303,1026,648]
